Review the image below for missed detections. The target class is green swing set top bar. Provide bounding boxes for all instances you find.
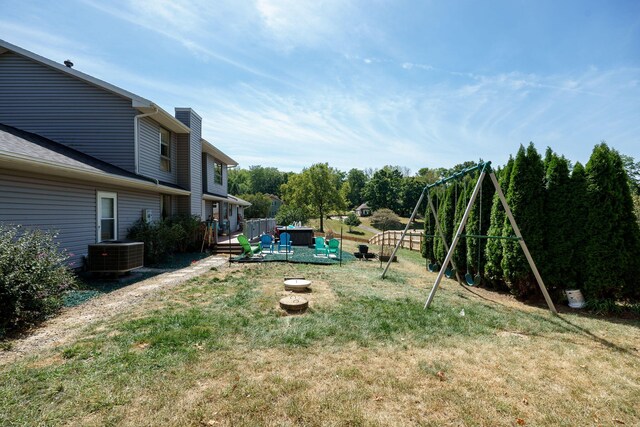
[423,161,491,192]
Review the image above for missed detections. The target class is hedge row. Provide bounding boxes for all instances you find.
[423,143,640,304]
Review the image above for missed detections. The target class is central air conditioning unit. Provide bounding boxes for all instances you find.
[87,241,144,273]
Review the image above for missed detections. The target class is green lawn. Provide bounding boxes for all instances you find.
[1,241,639,426]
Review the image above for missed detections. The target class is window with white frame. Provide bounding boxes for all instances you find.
[97,192,117,242]
[160,127,171,172]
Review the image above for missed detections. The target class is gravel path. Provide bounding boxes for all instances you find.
[0,255,229,365]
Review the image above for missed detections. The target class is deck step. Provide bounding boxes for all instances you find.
[211,243,243,255]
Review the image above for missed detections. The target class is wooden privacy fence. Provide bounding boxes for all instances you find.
[369,230,424,252]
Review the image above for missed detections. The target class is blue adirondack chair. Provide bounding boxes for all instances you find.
[314,236,328,256]
[278,232,292,253]
[259,234,274,253]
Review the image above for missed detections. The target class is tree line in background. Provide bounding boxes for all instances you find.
[228,163,477,228]
[422,142,640,307]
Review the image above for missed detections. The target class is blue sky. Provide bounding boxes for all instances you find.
[1,0,639,173]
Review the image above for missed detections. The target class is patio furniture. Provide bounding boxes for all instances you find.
[314,236,328,257]
[327,238,340,256]
[278,232,293,253]
[238,235,262,258]
[260,234,274,253]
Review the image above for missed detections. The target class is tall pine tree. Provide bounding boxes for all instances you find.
[569,162,589,289]
[434,185,455,264]
[422,191,440,263]
[466,171,496,278]
[484,157,514,289]
[501,143,546,298]
[584,143,640,301]
[543,152,573,296]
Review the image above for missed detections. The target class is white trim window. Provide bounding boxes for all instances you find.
[97,191,118,242]
[160,127,171,172]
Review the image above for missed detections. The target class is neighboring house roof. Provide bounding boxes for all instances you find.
[202,191,251,206]
[201,138,238,166]
[356,203,370,211]
[0,39,190,134]
[266,194,282,201]
[0,123,189,195]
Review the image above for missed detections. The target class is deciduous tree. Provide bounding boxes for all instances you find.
[282,163,346,232]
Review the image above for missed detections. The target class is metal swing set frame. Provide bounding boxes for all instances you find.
[381,161,557,314]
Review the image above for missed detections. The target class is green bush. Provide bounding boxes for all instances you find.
[344,212,361,232]
[127,219,183,265]
[370,208,402,231]
[0,225,77,337]
[275,205,310,226]
[167,215,202,252]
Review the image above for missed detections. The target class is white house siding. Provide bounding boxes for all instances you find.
[0,170,162,268]
[0,52,137,172]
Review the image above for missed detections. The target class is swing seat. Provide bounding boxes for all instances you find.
[465,273,481,286]
[444,267,455,278]
[428,263,439,272]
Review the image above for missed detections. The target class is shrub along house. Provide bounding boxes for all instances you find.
[0,40,248,267]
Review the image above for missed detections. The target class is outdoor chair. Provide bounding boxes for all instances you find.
[278,232,293,253]
[314,236,328,257]
[327,238,340,256]
[259,234,274,253]
[237,235,262,258]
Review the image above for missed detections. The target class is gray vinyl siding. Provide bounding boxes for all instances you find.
[0,52,137,172]
[204,153,228,195]
[175,109,202,217]
[138,116,178,184]
[0,170,162,268]
[204,200,213,219]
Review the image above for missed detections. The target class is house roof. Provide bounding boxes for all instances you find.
[0,123,190,195]
[201,138,238,167]
[202,191,251,207]
[0,39,190,134]
[356,203,370,210]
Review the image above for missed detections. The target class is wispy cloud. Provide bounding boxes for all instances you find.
[81,0,298,87]
[192,65,640,171]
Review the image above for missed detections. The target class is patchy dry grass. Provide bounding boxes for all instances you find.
[1,241,639,426]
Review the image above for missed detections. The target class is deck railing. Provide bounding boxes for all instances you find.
[242,218,277,241]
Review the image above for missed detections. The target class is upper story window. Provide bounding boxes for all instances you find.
[160,128,171,172]
[214,161,223,185]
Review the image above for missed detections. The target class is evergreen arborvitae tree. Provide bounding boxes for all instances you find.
[584,143,640,302]
[434,185,455,264]
[452,178,470,273]
[484,158,514,289]
[501,143,546,298]
[569,162,589,289]
[422,191,439,262]
[466,171,496,278]
[543,152,574,297]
